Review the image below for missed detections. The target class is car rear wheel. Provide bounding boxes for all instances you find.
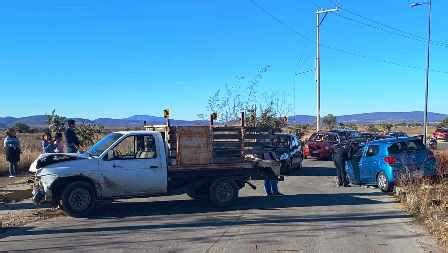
[377,171,392,192]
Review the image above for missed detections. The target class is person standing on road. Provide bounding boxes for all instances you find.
[3,128,21,178]
[264,178,282,196]
[263,144,283,196]
[64,119,80,153]
[333,141,350,187]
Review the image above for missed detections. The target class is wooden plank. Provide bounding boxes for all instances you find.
[213,142,242,148]
[168,162,255,171]
[212,126,242,132]
[243,134,275,140]
[213,134,242,140]
[177,126,211,166]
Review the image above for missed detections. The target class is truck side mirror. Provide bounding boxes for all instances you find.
[107,150,115,160]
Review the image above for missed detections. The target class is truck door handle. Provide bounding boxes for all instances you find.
[150,165,159,169]
[112,164,123,168]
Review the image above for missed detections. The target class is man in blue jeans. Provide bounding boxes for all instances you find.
[264,178,282,196]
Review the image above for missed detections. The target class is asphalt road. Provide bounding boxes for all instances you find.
[0,160,442,253]
[437,140,448,151]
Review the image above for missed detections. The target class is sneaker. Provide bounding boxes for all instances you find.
[9,175,15,178]
[272,192,284,196]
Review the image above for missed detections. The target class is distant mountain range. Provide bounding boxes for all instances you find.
[0,111,446,129]
[288,111,448,124]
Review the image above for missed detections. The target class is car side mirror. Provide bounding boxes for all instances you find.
[106,150,115,160]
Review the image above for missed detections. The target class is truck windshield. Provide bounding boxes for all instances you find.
[87,133,123,157]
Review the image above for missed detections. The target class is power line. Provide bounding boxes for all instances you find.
[248,0,448,75]
[337,6,448,48]
[248,0,311,42]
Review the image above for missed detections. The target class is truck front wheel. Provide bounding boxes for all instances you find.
[61,181,96,217]
[209,178,238,207]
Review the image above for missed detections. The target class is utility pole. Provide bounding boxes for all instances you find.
[410,0,432,145]
[315,7,338,132]
[424,0,432,145]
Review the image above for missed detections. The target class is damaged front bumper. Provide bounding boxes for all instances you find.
[32,174,57,206]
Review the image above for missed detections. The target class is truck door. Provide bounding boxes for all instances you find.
[100,134,167,197]
[360,145,380,184]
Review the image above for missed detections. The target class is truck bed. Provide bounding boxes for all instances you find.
[168,162,256,172]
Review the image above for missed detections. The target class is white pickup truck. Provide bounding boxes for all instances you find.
[30,130,281,217]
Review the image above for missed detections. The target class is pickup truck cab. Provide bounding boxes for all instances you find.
[30,131,280,217]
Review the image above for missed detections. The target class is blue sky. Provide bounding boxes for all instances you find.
[0,0,447,120]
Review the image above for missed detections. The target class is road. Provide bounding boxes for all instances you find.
[438,140,448,151]
[0,160,442,253]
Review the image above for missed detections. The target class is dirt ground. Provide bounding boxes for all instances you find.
[0,175,63,231]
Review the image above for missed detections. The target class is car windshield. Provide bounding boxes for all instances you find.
[87,133,123,157]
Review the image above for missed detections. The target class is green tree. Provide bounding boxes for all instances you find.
[366,124,380,132]
[379,122,394,133]
[47,110,66,136]
[14,122,31,133]
[205,65,290,128]
[439,118,448,128]
[46,110,104,149]
[77,122,104,148]
[322,114,337,130]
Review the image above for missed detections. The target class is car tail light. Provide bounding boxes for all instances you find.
[384,156,397,165]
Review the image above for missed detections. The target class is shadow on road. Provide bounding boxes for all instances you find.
[288,163,336,177]
[2,210,410,241]
[86,191,387,219]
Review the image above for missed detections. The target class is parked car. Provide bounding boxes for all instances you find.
[345,137,436,192]
[386,132,408,138]
[433,127,448,141]
[330,129,360,141]
[273,133,303,174]
[306,132,341,160]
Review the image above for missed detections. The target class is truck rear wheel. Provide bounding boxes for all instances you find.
[61,181,96,217]
[209,178,238,207]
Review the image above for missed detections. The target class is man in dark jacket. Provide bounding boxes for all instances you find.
[333,141,350,187]
[65,119,80,153]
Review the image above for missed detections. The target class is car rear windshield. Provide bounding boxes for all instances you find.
[387,140,425,155]
[310,133,338,143]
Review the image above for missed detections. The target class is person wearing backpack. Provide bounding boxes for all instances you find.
[3,128,21,178]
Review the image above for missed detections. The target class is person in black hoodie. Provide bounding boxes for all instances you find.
[64,120,80,153]
[333,141,350,187]
[3,128,21,178]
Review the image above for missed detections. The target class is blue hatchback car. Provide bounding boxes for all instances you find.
[345,137,437,192]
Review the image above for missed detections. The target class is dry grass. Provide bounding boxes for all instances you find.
[396,151,448,248]
[0,133,42,175]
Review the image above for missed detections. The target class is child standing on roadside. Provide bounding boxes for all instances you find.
[41,132,52,153]
[54,132,64,153]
